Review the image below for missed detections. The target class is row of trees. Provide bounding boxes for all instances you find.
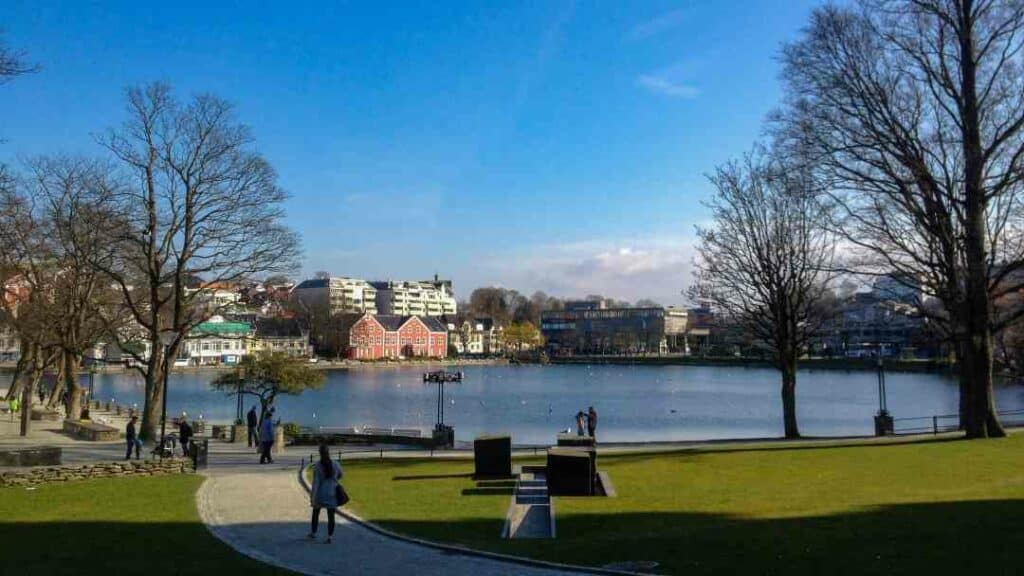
[693,0,1024,439]
[461,286,660,326]
[1,61,299,438]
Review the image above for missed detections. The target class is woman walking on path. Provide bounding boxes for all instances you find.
[308,443,343,543]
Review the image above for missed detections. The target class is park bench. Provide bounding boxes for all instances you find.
[62,419,120,441]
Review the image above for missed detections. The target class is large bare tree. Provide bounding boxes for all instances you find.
[95,83,300,440]
[690,150,836,438]
[777,0,1024,437]
[0,167,62,435]
[24,157,124,420]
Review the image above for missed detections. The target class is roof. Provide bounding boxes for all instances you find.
[361,314,448,333]
[419,316,447,332]
[294,278,329,290]
[192,320,252,336]
[255,317,307,338]
[372,314,407,331]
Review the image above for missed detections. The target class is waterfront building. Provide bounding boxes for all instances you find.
[292,277,378,315]
[812,292,927,358]
[251,317,311,358]
[370,276,457,317]
[186,281,245,314]
[459,318,504,355]
[181,315,254,366]
[541,305,667,355]
[347,313,448,360]
[664,306,689,353]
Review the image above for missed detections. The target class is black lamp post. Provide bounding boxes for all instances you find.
[158,329,179,458]
[873,346,894,436]
[88,365,97,400]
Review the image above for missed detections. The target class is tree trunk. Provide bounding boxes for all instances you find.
[780,358,800,439]
[958,0,1005,440]
[45,356,65,410]
[20,360,45,437]
[4,343,29,401]
[140,348,164,442]
[64,352,83,421]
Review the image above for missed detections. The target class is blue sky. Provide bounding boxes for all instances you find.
[0,1,823,305]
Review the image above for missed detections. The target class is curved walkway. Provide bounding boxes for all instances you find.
[196,448,579,576]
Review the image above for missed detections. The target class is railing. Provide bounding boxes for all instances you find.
[892,408,1024,435]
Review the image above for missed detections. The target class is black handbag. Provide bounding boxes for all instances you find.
[335,483,350,506]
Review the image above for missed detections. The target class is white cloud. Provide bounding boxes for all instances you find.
[483,236,698,305]
[630,9,689,41]
[636,74,699,98]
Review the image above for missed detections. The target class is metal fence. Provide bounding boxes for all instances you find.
[893,408,1024,435]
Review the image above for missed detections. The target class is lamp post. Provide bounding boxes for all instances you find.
[88,365,97,400]
[873,345,894,436]
[158,329,179,458]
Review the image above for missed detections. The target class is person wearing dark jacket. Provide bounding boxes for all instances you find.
[179,414,194,458]
[587,406,598,439]
[125,415,142,460]
[246,406,259,447]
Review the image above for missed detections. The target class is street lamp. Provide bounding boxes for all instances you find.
[873,346,894,436]
[158,329,179,458]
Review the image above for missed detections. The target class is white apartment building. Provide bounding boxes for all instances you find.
[292,277,378,316]
[371,278,457,317]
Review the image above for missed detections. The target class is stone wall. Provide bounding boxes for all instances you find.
[0,458,194,488]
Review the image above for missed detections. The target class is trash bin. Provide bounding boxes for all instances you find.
[192,438,209,469]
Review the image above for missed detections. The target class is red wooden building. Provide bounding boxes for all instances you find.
[348,314,448,360]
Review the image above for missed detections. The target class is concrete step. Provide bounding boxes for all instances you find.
[508,504,552,539]
[516,494,549,505]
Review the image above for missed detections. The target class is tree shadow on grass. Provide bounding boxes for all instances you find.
[370,499,1024,576]
[0,520,292,576]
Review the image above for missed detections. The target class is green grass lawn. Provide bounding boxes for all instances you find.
[341,435,1024,575]
[0,474,290,575]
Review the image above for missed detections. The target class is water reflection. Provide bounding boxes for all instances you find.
[4,365,1022,444]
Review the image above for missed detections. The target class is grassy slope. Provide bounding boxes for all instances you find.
[342,435,1024,575]
[0,475,289,575]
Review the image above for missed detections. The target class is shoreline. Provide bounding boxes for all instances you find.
[0,357,509,375]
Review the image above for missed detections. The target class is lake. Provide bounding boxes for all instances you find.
[5,364,1024,444]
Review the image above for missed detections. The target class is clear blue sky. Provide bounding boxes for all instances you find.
[0,1,823,305]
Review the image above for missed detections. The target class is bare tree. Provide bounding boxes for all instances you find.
[0,31,36,83]
[0,168,63,435]
[95,83,301,440]
[23,157,125,420]
[777,0,1024,437]
[689,150,836,438]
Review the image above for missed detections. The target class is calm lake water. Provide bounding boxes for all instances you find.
[6,364,1024,444]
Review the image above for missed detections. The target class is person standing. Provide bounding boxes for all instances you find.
[8,397,18,422]
[125,415,142,460]
[259,408,276,464]
[308,443,343,543]
[587,406,598,439]
[246,405,259,448]
[178,414,194,458]
[575,410,586,436]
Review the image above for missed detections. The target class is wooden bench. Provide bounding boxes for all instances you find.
[63,419,120,441]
